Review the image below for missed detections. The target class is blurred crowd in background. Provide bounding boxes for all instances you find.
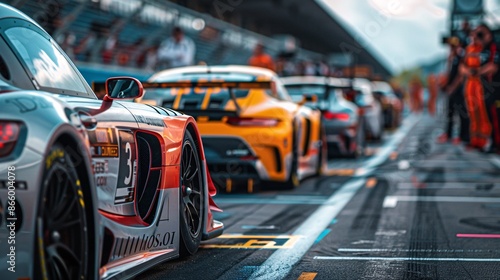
[36,0,351,77]
[58,22,339,77]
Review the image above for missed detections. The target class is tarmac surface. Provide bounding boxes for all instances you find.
[137,112,500,280]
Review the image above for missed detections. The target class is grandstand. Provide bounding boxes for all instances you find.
[8,0,391,81]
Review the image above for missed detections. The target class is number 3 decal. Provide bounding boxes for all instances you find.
[124,142,132,185]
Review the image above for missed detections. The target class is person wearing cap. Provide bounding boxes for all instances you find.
[158,26,196,68]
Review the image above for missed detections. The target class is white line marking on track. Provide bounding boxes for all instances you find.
[249,178,366,279]
[396,182,494,189]
[382,196,399,208]
[241,225,279,230]
[275,195,328,201]
[355,115,420,176]
[383,195,500,208]
[214,198,326,205]
[249,114,421,280]
[313,256,500,262]
[490,156,500,169]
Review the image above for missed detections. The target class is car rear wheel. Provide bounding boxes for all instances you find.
[353,121,366,158]
[384,109,393,128]
[373,107,384,141]
[316,126,327,175]
[179,130,204,257]
[279,128,300,190]
[36,143,90,280]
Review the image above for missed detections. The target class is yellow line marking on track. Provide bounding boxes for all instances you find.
[200,235,302,249]
[297,272,317,280]
[366,177,377,188]
[226,178,232,193]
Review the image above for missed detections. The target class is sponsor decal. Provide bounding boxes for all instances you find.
[93,160,109,187]
[112,232,176,260]
[88,128,119,158]
[135,115,165,127]
[226,149,250,156]
[90,146,118,158]
[116,131,136,204]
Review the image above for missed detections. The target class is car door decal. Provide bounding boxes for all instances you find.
[88,128,119,158]
[116,130,137,204]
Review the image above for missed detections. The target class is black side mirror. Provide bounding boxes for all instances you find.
[105,77,144,100]
[84,77,144,116]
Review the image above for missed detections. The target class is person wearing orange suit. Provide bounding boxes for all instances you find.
[460,29,492,150]
[474,24,500,153]
[248,43,275,71]
[409,76,423,113]
[427,74,438,116]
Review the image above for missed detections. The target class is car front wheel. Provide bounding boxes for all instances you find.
[36,143,91,280]
[179,130,204,257]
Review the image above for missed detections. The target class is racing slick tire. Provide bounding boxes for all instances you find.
[316,126,327,176]
[373,106,385,141]
[350,121,366,159]
[277,127,300,190]
[35,143,93,280]
[384,109,392,129]
[179,130,204,257]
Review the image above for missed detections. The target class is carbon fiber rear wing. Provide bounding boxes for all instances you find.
[92,80,272,118]
[141,81,273,117]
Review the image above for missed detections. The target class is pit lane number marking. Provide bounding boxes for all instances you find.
[200,235,302,249]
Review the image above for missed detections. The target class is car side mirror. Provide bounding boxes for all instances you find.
[84,77,144,116]
[105,77,144,100]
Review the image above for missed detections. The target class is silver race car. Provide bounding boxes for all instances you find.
[0,4,223,280]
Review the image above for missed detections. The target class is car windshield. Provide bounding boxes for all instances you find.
[3,26,94,98]
[284,84,327,102]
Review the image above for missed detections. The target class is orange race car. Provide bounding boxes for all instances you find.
[139,66,324,192]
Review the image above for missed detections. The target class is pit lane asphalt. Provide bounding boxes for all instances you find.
[136,112,500,280]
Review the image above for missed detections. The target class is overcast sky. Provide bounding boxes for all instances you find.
[319,0,500,74]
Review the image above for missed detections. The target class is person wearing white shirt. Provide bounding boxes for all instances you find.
[157,27,196,68]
